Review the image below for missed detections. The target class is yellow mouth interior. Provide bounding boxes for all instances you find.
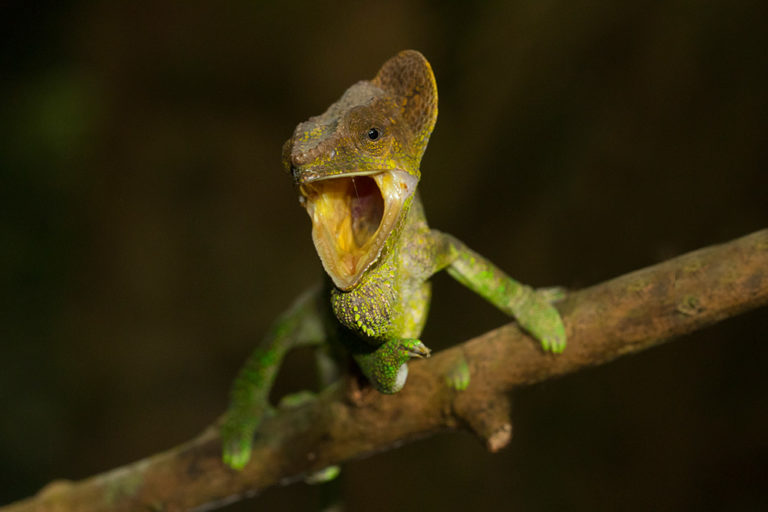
[302,171,416,290]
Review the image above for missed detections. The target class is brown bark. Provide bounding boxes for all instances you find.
[4,229,767,512]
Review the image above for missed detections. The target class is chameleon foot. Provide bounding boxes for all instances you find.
[220,422,255,470]
[355,338,431,394]
[278,390,316,409]
[512,292,566,354]
[220,406,274,470]
[445,355,470,391]
[305,465,341,484]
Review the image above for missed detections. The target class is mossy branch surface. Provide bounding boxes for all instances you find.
[4,229,767,512]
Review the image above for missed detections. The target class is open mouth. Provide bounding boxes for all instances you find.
[300,170,417,290]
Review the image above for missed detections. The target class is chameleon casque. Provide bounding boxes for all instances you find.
[220,50,566,469]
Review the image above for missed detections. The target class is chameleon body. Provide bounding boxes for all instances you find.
[221,50,566,469]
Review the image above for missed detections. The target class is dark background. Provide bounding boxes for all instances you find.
[1,1,766,510]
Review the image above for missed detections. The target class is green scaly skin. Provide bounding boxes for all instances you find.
[220,50,566,470]
[220,287,324,470]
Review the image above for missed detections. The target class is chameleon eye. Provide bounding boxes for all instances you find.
[367,128,380,141]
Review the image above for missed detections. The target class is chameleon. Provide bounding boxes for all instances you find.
[220,50,566,470]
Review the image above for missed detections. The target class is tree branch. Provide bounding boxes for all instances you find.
[5,229,767,512]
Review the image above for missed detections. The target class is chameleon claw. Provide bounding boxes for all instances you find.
[512,292,567,354]
[544,332,567,354]
[222,435,253,470]
[546,330,567,353]
[221,424,255,470]
[220,409,274,470]
[305,465,341,484]
[406,341,431,359]
[354,338,432,393]
[445,356,470,391]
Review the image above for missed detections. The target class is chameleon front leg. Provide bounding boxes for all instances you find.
[436,232,566,353]
[221,285,325,470]
[353,338,431,394]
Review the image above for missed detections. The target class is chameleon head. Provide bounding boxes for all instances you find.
[283,50,438,290]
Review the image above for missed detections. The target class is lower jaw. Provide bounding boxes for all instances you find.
[303,170,417,290]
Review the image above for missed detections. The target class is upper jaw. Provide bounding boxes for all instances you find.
[296,168,384,194]
[297,168,418,291]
